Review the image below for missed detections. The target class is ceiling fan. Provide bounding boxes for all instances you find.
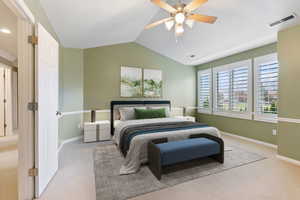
[145,0,217,36]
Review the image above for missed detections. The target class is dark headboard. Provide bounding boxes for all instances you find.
[110,100,171,135]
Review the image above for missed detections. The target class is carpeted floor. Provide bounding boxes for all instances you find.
[93,143,265,200]
[0,138,18,200]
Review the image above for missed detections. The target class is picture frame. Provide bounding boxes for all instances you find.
[120,66,143,97]
[143,69,163,98]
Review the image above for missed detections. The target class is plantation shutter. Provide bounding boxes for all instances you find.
[198,72,211,110]
[216,70,230,112]
[256,62,279,115]
[214,60,251,117]
[231,66,249,112]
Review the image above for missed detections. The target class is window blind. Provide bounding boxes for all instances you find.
[214,60,251,117]
[256,62,279,115]
[232,66,248,112]
[216,70,230,111]
[198,72,211,110]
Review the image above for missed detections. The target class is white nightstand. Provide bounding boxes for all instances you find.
[84,120,111,143]
[175,116,196,122]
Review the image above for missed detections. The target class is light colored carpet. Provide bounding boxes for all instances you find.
[0,144,18,200]
[93,143,265,200]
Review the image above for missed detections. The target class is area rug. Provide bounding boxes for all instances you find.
[93,143,265,200]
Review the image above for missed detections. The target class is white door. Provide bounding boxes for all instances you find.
[0,68,5,137]
[4,68,13,136]
[35,23,59,197]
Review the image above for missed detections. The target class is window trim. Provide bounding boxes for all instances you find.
[253,53,278,123]
[197,68,213,114]
[212,59,253,120]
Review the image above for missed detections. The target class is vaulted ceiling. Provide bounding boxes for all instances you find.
[40,0,300,65]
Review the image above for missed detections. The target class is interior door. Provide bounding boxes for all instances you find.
[4,68,13,136]
[35,23,59,197]
[0,68,5,137]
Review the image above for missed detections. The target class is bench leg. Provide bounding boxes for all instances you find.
[148,141,163,180]
[211,153,224,164]
[149,161,162,180]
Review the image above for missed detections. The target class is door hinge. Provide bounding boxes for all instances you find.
[28,102,38,111]
[28,168,38,177]
[3,99,6,103]
[28,35,38,45]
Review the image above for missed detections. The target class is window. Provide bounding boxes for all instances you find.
[197,69,212,113]
[213,60,252,119]
[197,55,279,124]
[254,53,279,123]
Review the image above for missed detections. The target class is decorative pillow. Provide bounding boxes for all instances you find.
[135,108,166,119]
[119,107,146,121]
[113,109,121,120]
[148,106,171,117]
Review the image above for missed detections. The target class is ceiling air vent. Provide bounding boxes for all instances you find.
[269,13,297,27]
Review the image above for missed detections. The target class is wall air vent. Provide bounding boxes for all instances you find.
[269,13,297,27]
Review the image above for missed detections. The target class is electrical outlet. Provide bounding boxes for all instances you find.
[272,129,277,136]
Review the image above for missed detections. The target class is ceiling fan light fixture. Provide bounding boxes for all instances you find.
[175,24,184,36]
[175,12,185,24]
[185,19,194,28]
[165,20,174,31]
[145,0,217,38]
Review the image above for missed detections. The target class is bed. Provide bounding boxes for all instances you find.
[110,100,221,175]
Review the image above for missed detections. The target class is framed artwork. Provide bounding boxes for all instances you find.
[120,66,142,97]
[143,69,162,98]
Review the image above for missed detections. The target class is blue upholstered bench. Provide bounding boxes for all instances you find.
[148,134,224,180]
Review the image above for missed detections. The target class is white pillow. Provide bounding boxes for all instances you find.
[119,107,146,121]
[148,106,171,117]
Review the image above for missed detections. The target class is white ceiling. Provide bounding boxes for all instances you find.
[0,1,17,62]
[40,0,300,65]
[40,0,160,48]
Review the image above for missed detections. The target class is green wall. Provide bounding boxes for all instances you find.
[83,42,196,110]
[59,48,84,143]
[59,48,84,112]
[198,114,277,144]
[196,43,278,145]
[277,25,300,161]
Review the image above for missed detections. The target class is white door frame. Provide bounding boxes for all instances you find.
[2,0,36,199]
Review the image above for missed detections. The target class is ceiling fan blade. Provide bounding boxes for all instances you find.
[145,17,173,30]
[187,14,217,24]
[151,0,177,13]
[184,0,208,12]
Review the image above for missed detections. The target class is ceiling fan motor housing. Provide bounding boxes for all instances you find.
[171,4,187,17]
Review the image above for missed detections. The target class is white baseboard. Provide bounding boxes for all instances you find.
[57,136,83,153]
[221,132,278,149]
[277,155,300,167]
